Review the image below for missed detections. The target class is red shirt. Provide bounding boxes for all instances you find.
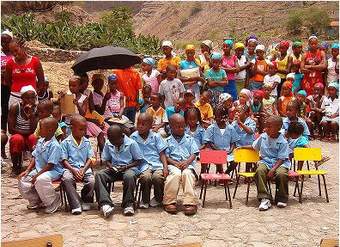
[6,56,40,92]
[113,68,142,107]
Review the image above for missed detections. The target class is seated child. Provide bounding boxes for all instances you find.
[141,57,161,94]
[203,106,240,175]
[165,97,185,120]
[320,82,339,141]
[218,93,235,123]
[1,130,8,159]
[263,62,280,98]
[232,105,256,147]
[94,124,143,217]
[37,76,53,103]
[286,122,309,168]
[194,90,213,128]
[52,103,67,140]
[139,84,152,113]
[184,107,205,150]
[34,100,63,140]
[251,90,264,132]
[130,113,168,209]
[61,115,95,215]
[89,73,105,114]
[252,116,291,210]
[296,90,313,138]
[163,114,199,216]
[183,89,195,110]
[281,100,310,140]
[234,88,252,108]
[277,81,295,117]
[307,83,326,138]
[146,93,167,134]
[18,117,64,213]
[159,64,185,108]
[262,83,278,121]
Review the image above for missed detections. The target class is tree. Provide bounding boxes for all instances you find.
[304,7,330,35]
[287,10,303,35]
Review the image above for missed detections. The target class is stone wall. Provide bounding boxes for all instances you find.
[26,46,84,63]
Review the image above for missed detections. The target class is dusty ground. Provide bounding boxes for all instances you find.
[1,140,338,247]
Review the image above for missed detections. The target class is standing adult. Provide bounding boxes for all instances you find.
[276,40,292,97]
[326,43,339,86]
[4,40,45,107]
[157,41,181,79]
[300,36,327,95]
[113,67,142,123]
[198,40,213,73]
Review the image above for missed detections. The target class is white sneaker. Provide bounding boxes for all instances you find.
[71,207,82,215]
[149,197,161,207]
[45,195,61,214]
[101,204,114,218]
[82,203,91,211]
[123,206,135,216]
[139,201,149,209]
[258,199,271,211]
[277,202,287,208]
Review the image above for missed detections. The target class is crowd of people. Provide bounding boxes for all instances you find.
[0,29,339,217]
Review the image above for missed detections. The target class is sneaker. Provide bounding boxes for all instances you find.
[277,202,287,208]
[82,203,91,211]
[45,195,61,214]
[139,201,149,209]
[123,206,135,216]
[258,199,271,211]
[101,204,114,218]
[149,197,160,207]
[27,203,40,210]
[71,207,82,215]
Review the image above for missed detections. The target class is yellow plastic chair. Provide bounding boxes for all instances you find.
[294,148,329,203]
[232,148,260,205]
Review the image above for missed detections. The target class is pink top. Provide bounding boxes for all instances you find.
[222,55,237,81]
[104,91,123,118]
[142,69,160,94]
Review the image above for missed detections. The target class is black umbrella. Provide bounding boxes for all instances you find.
[71,46,142,74]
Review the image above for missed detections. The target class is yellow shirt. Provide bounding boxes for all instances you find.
[34,119,63,138]
[157,56,181,72]
[146,106,167,124]
[194,101,213,121]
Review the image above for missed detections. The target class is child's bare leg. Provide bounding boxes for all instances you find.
[216,164,223,173]
[200,164,208,174]
[1,131,8,158]
[320,122,329,139]
[97,132,105,152]
[330,122,339,141]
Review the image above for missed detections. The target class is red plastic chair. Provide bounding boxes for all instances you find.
[199,149,232,208]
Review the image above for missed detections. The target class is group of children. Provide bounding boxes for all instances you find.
[2,35,339,216]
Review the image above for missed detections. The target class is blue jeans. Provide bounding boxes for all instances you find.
[223,80,238,101]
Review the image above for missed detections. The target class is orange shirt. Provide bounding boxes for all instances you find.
[251,59,269,82]
[157,56,181,72]
[113,68,142,107]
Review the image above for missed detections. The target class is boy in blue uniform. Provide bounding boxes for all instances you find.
[130,113,168,208]
[184,107,205,150]
[61,115,95,215]
[204,106,240,174]
[94,124,143,217]
[18,117,64,213]
[232,105,256,147]
[252,115,291,211]
[163,114,199,216]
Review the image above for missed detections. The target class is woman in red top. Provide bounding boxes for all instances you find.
[4,40,45,107]
[300,36,327,95]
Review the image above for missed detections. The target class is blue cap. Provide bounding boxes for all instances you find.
[224,39,234,47]
[211,52,222,60]
[108,74,117,81]
[142,57,155,66]
[297,90,307,97]
[331,42,339,49]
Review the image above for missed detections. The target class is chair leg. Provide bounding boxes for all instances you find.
[202,181,208,208]
[233,175,240,199]
[317,175,321,196]
[322,175,329,203]
[224,182,228,200]
[245,181,251,205]
[227,184,232,209]
[299,176,304,203]
[59,185,64,208]
[307,161,311,178]
[199,180,204,199]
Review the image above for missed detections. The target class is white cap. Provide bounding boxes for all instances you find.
[286,73,295,80]
[1,30,13,39]
[20,85,36,95]
[255,44,265,52]
[161,40,173,48]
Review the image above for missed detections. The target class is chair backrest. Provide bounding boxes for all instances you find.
[293,148,322,161]
[234,148,260,163]
[200,149,227,164]
[2,234,63,247]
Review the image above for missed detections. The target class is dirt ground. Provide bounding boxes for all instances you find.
[1,139,338,247]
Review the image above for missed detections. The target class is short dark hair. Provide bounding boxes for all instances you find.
[287,122,304,136]
[184,107,202,124]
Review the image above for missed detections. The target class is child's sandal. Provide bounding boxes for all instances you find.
[164,204,177,214]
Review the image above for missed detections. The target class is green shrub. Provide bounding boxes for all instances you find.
[304,7,330,35]
[287,10,303,35]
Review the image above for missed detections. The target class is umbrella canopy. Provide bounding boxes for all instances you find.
[72,46,142,74]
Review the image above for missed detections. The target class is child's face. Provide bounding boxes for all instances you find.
[292,46,302,55]
[108,132,124,148]
[235,48,244,58]
[137,118,152,136]
[331,48,339,59]
[37,106,51,119]
[263,87,271,97]
[108,79,118,92]
[297,94,306,103]
[200,92,210,105]
[253,95,261,104]
[21,91,36,107]
[141,62,152,72]
[211,59,221,70]
[143,87,151,99]
[166,68,177,80]
[288,132,300,139]
[268,65,276,75]
[186,50,195,61]
[36,82,48,95]
[247,41,256,54]
[265,121,282,138]
[309,39,318,51]
[200,44,210,54]
[170,118,185,136]
[279,46,288,55]
[238,93,248,105]
[223,98,233,109]
[327,87,337,97]
[286,105,297,119]
[69,79,80,94]
[313,86,323,95]
[282,86,291,96]
[184,94,194,104]
[52,106,61,121]
[71,120,87,140]
[40,121,54,138]
[150,95,160,108]
[215,111,226,126]
[291,64,299,73]
[162,46,172,56]
[256,50,265,60]
[186,111,198,128]
[92,79,104,92]
[223,44,231,54]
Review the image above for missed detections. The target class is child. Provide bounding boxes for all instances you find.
[291,63,304,95]
[262,83,278,121]
[159,64,185,108]
[89,73,105,114]
[130,113,168,208]
[307,83,327,137]
[234,88,252,107]
[165,97,186,120]
[286,122,309,163]
[141,57,161,94]
[203,106,240,175]
[183,89,195,110]
[194,90,213,129]
[263,62,280,98]
[139,84,152,113]
[205,52,228,107]
[232,105,256,147]
[252,115,291,210]
[60,115,95,215]
[1,130,8,159]
[326,43,339,85]
[37,76,53,103]
[281,100,310,140]
[146,93,167,133]
[251,90,264,132]
[218,92,235,123]
[163,114,199,215]
[320,82,339,141]
[52,104,67,140]
[234,42,250,94]
[277,81,295,117]
[94,124,143,217]
[18,117,64,213]
[184,107,205,150]
[296,90,313,137]
[248,44,269,91]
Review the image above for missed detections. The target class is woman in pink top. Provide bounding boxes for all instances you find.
[5,40,44,107]
[221,39,239,101]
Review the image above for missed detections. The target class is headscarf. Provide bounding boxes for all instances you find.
[282,81,293,96]
[1,30,13,38]
[286,73,295,80]
[161,40,173,48]
[247,38,258,45]
[240,88,252,101]
[314,82,324,90]
[20,85,36,95]
[308,35,318,42]
[292,40,303,48]
[142,57,155,66]
[331,42,339,49]
[185,44,195,51]
[321,41,329,50]
[252,90,264,99]
[92,73,105,82]
[211,52,222,60]
[247,34,258,40]
[224,39,234,47]
[108,74,117,81]
[235,42,245,50]
[279,40,290,49]
[201,40,213,50]
[255,44,265,52]
[328,82,339,91]
[297,90,307,97]
[218,93,232,104]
